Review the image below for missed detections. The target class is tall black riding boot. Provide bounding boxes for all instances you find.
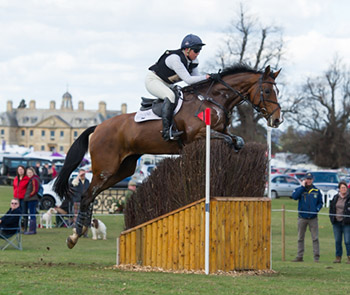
[161,97,183,141]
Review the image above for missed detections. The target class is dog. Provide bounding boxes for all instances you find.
[40,208,57,229]
[91,218,107,240]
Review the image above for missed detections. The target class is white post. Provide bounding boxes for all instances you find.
[204,109,211,275]
[116,237,120,265]
[267,126,272,270]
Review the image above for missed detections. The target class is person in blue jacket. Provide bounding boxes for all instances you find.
[291,172,323,262]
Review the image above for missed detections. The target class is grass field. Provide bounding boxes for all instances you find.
[1,185,349,295]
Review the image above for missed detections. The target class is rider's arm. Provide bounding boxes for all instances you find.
[165,54,207,84]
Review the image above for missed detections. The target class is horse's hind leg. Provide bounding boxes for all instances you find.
[66,155,140,249]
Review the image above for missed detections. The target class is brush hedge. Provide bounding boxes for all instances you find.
[124,140,268,229]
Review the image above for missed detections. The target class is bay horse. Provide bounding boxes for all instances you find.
[54,64,282,248]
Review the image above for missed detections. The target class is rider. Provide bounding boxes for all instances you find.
[146,34,212,141]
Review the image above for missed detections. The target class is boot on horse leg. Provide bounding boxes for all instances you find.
[67,204,93,249]
[161,97,183,141]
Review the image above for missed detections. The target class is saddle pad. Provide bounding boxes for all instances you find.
[134,95,184,123]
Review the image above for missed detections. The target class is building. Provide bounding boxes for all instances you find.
[0,92,127,153]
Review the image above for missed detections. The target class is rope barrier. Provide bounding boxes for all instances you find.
[272,208,350,218]
[0,213,124,217]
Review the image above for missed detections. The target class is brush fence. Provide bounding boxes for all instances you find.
[118,197,271,273]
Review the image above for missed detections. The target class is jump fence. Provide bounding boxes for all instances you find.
[118,197,271,273]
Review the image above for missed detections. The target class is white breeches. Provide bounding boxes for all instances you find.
[145,71,176,103]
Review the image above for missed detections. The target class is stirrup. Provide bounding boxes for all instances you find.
[169,126,183,140]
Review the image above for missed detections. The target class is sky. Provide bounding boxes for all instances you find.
[0,0,349,114]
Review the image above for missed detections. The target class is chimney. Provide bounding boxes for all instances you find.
[98,101,107,118]
[50,101,56,110]
[29,100,36,110]
[121,103,127,114]
[6,100,13,112]
[78,101,84,111]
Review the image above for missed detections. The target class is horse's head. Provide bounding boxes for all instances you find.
[249,66,283,128]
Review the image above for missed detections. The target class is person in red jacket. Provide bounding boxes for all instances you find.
[13,165,29,213]
[23,167,41,235]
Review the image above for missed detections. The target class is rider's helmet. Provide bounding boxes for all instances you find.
[181,34,206,50]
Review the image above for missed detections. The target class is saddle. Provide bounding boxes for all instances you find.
[139,88,181,117]
[134,88,183,123]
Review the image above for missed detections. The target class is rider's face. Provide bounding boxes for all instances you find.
[186,48,200,61]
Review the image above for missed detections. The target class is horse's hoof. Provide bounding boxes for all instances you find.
[234,136,245,151]
[66,236,76,249]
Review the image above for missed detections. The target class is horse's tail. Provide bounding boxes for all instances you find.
[53,125,97,199]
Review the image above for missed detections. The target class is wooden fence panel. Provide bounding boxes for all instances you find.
[118,197,271,273]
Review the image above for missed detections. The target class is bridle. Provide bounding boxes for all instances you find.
[210,73,282,122]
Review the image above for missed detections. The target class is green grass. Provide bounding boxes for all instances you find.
[1,186,350,294]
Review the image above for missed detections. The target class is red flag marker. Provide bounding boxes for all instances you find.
[197,108,211,126]
[197,111,204,122]
[205,108,211,125]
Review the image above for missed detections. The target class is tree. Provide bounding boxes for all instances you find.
[286,57,350,168]
[210,4,285,143]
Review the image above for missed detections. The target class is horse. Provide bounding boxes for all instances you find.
[54,63,282,249]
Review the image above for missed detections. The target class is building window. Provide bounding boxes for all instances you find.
[41,130,45,137]
[59,146,64,152]
[41,145,45,151]
[60,131,64,138]
[0,129,4,135]
[74,131,78,139]
[50,130,55,140]
[30,130,34,137]
[21,130,25,136]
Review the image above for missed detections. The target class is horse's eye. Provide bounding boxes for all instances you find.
[264,89,271,95]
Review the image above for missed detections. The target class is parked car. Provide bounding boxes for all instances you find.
[288,172,307,181]
[131,164,156,185]
[307,170,340,192]
[266,174,300,199]
[0,156,52,185]
[40,179,62,210]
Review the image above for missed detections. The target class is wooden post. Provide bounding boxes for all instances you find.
[282,204,285,261]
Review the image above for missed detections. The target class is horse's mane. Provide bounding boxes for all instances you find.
[183,63,262,92]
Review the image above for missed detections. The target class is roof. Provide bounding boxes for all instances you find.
[0,108,122,128]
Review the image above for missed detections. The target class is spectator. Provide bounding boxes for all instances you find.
[23,167,41,235]
[291,172,323,262]
[55,197,72,228]
[51,163,58,179]
[13,165,29,213]
[329,181,350,264]
[117,180,137,212]
[41,163,50,184]
[0,199,22,237]
[70,169,90,226]
[34,161,41,176]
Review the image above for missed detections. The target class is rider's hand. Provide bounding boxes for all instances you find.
[209,73,221,81]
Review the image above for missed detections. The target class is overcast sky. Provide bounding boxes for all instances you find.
[0,0,349,114]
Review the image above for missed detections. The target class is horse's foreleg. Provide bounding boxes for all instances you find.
[210,130,245,151]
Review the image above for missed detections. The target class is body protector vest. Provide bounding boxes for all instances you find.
[149,49,199,84]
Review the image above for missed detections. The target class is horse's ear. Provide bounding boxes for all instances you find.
[263,65,271,80]
[272,68,282,79]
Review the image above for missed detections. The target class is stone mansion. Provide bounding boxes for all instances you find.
[0,92,127,153]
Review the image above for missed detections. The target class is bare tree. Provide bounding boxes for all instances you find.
[210,3,285,143]
[286,57,350,168]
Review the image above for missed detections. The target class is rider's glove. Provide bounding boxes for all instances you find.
[209,73,221,81]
